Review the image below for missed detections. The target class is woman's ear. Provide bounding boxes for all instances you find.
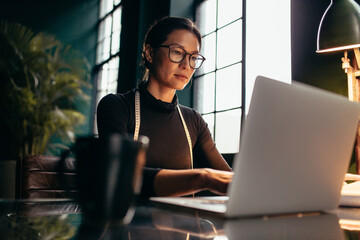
[144,44,153,63]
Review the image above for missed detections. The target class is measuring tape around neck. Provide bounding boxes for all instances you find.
[134,90,193,169]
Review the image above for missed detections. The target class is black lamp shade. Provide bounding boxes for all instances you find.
[317,0,360,53]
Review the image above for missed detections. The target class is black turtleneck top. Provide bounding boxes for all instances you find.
[97,82,230,197]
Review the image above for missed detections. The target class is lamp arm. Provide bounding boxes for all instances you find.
[354,48,360,69]
[342,51,351,73]
[341,51,358,101]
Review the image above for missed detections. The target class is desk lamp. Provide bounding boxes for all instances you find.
[317,0,360,173]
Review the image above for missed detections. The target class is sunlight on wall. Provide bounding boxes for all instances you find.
[246,0,292,113]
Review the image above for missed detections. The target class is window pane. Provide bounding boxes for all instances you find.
[194,73,215,114]
[245,0,291,113]
[108,80,118,93]
[95,70,102,102]
[99,63,109,90]
[112,7,122,32]
[196,33,216,76]
[101,37,111,62]
[111,32,120,55]
[108,57,119,91]
[99,0,113,18]
[97,57,119,95]
[216,63,242,111]
[97,16,112,63]
[218,0,242,28]
[96,41,104,64]
[111,7,122,55]
[202,113,215,140]
[215,109,241,153]
[196,0,216,35]
[97,18,107,43]
[113,0,121,5]
[217,20,242,68]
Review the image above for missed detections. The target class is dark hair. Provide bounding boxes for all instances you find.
[141,17,202,80]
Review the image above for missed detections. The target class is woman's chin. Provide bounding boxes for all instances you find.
[174,80,191,90]
[175,83,189,90]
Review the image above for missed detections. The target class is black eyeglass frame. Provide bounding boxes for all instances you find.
[158,45,206,69]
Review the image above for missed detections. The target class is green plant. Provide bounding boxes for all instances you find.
[2,214,79,240]
[0,21,91,157]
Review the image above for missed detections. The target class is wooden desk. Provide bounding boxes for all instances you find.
[0,199,359,239]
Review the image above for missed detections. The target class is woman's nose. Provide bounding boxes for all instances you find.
[179,55,191,69]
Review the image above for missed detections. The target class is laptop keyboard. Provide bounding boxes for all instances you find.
[184,197,228,205]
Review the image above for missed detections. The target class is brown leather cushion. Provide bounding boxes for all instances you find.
[15,200,81,216]
[21,155,76,172]
[25,190,78,199]
[17,155,78,199]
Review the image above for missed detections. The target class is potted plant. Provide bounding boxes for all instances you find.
[0,21,91,198]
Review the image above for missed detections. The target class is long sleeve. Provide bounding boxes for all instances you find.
[139,167,161,198]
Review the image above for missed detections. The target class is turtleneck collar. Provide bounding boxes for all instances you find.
[138,81,178,112]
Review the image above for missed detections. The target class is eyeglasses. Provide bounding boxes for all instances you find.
[158,45,206,69]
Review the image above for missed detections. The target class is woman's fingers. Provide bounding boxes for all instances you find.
[203,168,233,195]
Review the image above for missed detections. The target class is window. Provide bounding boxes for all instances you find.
[245,0,291,109]
[194,0,244,153]
[194,0,291,154]
[94,0,123,133]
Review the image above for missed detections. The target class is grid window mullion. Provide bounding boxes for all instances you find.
[195,0,243,154]
[213,0,219,141]
[94,2,122,134]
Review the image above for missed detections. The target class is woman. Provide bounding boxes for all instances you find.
[97,17,233,197]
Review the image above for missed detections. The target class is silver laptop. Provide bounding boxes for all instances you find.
[151,76,360,218]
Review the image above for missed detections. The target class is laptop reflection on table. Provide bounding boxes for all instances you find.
[151,76,360,218]
[225,213,343,240]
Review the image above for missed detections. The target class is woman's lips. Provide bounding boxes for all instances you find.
[174,74,188,80]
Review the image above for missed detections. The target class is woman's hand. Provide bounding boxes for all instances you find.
[153,168,233,197]
[201,168,234,195]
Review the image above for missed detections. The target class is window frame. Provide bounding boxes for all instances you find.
[92,0,123,134]
[193,0,246,155]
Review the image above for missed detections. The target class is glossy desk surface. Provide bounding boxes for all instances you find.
[0,199,359,239]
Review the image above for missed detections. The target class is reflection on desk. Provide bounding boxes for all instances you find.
[0,199,81,239]
[0,199,359,239]
[332,207,360,231]
[225,213,343,240]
